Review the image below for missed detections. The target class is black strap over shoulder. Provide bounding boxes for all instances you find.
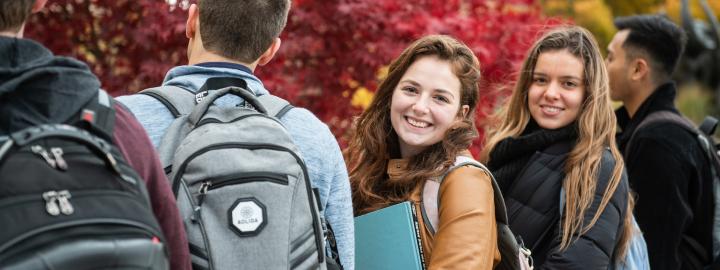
[700,116,719,137]
[69,89,116,142]
[626,111,699,154]
[626,111,720,172]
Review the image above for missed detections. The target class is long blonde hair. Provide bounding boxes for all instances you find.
[481,26,633,260]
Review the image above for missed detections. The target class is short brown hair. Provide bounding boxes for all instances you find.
[198,0,290,63]
[0,0,34,32]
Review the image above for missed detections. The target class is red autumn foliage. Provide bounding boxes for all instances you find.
[26,0,559,155]
[26,0,188,94]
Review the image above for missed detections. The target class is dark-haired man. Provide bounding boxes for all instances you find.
[606,14,714,269]
[117,1,355,269]
[0,1,191,269]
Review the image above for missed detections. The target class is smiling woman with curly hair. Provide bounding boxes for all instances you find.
[346,34,500,269]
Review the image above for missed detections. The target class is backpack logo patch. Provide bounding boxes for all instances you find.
[229,198,266,236]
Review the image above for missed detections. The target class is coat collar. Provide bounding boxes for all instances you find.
[616,82,680,147]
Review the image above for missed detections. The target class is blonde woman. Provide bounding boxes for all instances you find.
[481,26,634,269]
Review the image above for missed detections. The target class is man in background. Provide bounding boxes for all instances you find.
[606,14,714,269]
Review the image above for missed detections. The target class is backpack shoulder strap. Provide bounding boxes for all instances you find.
[627,110,720,173]
[699,116,719,137]
[625,110,698,154]
[71,89,116,142]
[139,85,196,118]
[257,94,295,119]
[420,156,509,235]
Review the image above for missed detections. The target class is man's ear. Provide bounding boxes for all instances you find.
[257,38,281,66]
[630,58,650,82]
[186,4,199,40]
[31,0,47,13]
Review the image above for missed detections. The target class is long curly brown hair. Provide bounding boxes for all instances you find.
[346,35,482,215]
[481,26,634,262]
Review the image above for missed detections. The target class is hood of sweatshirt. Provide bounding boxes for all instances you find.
[0,36,100,134]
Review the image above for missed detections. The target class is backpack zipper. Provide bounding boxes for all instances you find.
[194,172,288,208]
[173,142,325,263]
[0,190,166,256]
[206,172,289,190]
[42,190,74,216]
[31,145,56,169]
[23,144,139,188]
[42,191,61,216]
[191,172,289,222]
[192,181,211,222]
[56,190,74,215]
[50,147,68,171]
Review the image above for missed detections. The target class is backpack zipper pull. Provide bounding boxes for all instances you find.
[57,190,74,215]
[42,191,60,216]
[197,181,211,206]
[32,145,56,169]
[192,182,211,222]
[50,147,68,171]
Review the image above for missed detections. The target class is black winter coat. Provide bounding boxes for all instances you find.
[616,82,714,270]
[489,126,629,269]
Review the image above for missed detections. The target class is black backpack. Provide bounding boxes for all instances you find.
[628,111,720,269]
[0,90,169,269]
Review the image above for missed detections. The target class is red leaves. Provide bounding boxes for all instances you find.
[26,0,188,96]
[25,0,556,154]
[264,0,555,154]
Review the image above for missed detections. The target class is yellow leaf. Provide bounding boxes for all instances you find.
[348,79,360,89]
[376,66,389,81]
[351,87,374,110]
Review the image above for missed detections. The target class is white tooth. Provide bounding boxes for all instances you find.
[407,118,429,128]
[544,106,561,113]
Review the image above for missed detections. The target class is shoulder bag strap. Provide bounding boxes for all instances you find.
[139,85,196,118]
[257,94,295,119]
[420,156,508,235]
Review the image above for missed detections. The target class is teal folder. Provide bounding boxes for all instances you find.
[354,201,425,270]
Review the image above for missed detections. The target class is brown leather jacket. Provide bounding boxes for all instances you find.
[387,155,500,269]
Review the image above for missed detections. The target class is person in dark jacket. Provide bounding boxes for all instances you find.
[606,15,715,269]
[481,26,635,269]
[0,1,191,269]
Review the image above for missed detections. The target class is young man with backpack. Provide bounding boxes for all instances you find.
[117,1,354,269]
[0,0,191,269]
[606,14,717,269]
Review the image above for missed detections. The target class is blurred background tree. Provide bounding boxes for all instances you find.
[25,0,189,95]
[25,0,556,155]
[24,0,720,148]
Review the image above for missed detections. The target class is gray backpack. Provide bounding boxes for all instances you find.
[140,79,328,270]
